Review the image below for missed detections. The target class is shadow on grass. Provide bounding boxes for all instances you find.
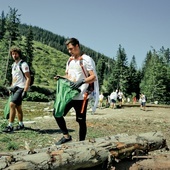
[23,127,75,134]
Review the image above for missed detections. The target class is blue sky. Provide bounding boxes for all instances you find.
[1,0,170,68]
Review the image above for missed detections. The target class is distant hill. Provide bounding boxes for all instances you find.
[0,22,117,97]
[18,23,113,89]
[32,41,69,88]
[19,24,110,65]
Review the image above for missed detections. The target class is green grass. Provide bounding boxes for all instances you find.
[0,98,55,152]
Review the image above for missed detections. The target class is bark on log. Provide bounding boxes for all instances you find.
[0,131,167,170]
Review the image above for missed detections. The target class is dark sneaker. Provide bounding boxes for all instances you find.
[2,126,13,133]
[55,136,72,145]
[14,124,25,131]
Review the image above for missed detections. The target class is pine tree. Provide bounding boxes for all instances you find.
[96,58,105,88]
[3,7,21,85]
[0,11,6,40]
[140,49,168,103]
[115,45,129,96]
[127,55,140,98]
[158,47,170,103]
[24,26,34,68]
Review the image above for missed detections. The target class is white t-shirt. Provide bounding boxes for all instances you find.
[110,92,117,100]
[118,91,123,99]
[141,95,146,102]
[12,60,30,88]
[66,54,93,100]
[99,94,104,101]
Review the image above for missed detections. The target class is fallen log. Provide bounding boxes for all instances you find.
[0,131,167,170]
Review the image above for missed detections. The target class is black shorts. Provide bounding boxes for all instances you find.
[118,98,122,102]
[11,87,24,106]
[111,99,116,103]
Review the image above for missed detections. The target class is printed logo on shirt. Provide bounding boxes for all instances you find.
[25,67,29,71]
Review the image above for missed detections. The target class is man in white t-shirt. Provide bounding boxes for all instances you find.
[54,38,96,145]
[110,90,118,109]
[3,47,31,133]
[140,93,146,111]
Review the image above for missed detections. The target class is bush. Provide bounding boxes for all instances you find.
[0,86,9,97]
[29,85,54,95]
[24,92,50,102]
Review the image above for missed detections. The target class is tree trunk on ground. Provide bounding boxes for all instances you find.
[0,131,168,170]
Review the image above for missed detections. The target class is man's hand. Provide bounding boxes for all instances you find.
[22,91,27,99]
[70,79,85,89]
[54,75,59,80]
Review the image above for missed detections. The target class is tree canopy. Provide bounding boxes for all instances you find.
[0,7,170,104]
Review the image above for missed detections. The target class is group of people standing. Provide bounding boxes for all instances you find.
[99,91,147,111]
[3,38,98,146]
[3,36,147,147]
[109,89,124,109]
[99,89,124,109]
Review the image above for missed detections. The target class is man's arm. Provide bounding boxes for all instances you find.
[24,72,31,91]
[84,70,96,83]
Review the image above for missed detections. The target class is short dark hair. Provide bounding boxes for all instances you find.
[65,38,80,47]
[10,46,22,57]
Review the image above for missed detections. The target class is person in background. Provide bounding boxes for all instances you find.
[54,38,96,145]
[140,93,146,111]
[105,95,110,108]
[3,47,31,133]
[117,89,123,108]
[99,92,104,109]
[133,96,137,104]
[139,93,142,109]
[110,90,118,109]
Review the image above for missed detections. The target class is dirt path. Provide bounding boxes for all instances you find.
[1,103,169,170]
[31,105,170,148]
[30,106,170,169]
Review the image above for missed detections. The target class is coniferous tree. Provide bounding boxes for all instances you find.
[24,26,34,68]
[0,11,6,40]
[103,45,129,95]
[96,58,105,88]
[141,51,152,76]
[103,58,117,93]
[159,47,170,64]
[140,49,168,103]
[158,47,170,103]
[3,7,21,85]
[127,55,140,98]
[4,7,21,44]
[115,45,129,96]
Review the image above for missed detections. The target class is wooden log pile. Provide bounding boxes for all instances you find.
[0,131,168,170]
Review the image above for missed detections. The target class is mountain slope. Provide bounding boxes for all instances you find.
[32,41,69,88]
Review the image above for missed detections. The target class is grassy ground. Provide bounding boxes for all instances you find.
[0,99,54,152]
[0,98,170,154]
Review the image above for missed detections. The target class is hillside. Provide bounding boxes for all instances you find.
[0,40,69,89]
[32,41,69,88]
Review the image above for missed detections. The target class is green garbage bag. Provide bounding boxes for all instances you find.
[53,77,80,118]
[4,95,12,119]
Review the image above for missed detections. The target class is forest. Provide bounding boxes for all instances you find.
[0,7,170,104]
